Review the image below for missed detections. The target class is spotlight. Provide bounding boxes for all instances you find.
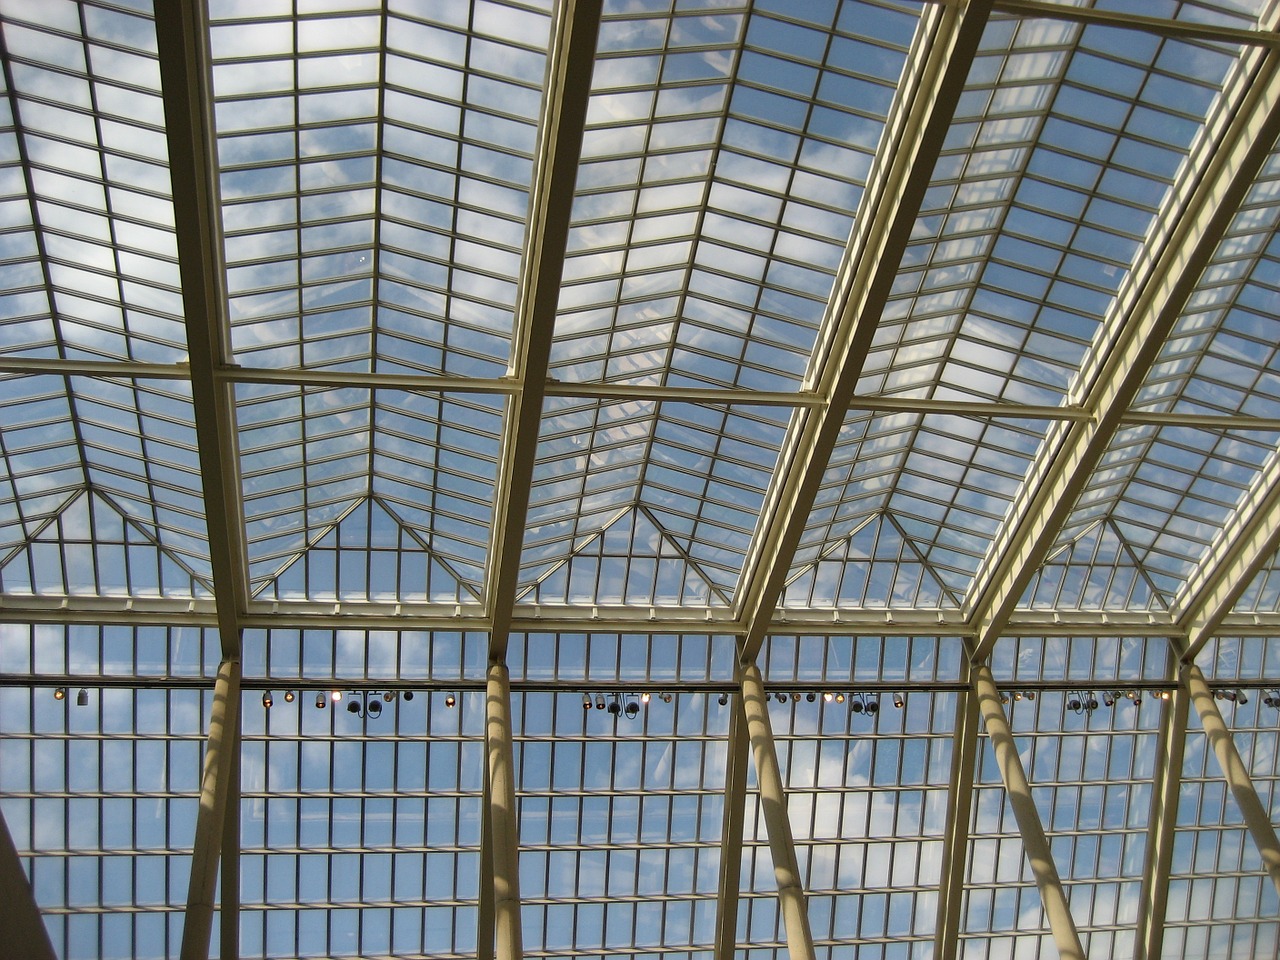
[791,692,801,702]
[1087,697,1098,710]
[1103,693,1115,707]
[347,699,362,715]
[835,692,845,703]
[595,694,606,710]
[624,698,639,719]
[284,690,295,703]
[865,699,879,715]
[823,692,833,702]
[262,691,273,708]
[331,690,342,702]
[383,691,396,702]
[892,692,904,709]
[583,693,592,710]
[1014,691,1023,701]
[367,699,382,717]
[76,689,88,707]
[850,699,863,714]
[775,692,787,703]
[806,692,816,702]
[718,693,728,706]
[445,693,456,708]
[1068,698,1082,712]
[641,692,651,704]
[53,687,66,701]
[608,696,622,715]
[1025,691,1036,701]
[1237,691,1249,705]
[661,692,672,703]
[403,691,414,701]
[316,692,327,709]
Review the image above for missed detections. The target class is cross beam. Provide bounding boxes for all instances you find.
[735,0,993,662]
[970,27,1280,661]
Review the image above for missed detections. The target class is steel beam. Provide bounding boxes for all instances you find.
[736,0,993,661]
[1136,667,1189,960]
[714,695,750,960]
[969,25,1280,660]
[1178,446,1280,662]
[181,659,242,960]
[738,662,815,960]
[219,703,241,960]
[0,804,55,960]
[154,0,247,657]
[973,665,1085,960]
[486,0,603,657]
[1185,664,1280,897]
[934,671,981,960]
[486,662,524,960]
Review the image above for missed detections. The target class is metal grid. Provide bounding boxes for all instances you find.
[3,1,1280,959]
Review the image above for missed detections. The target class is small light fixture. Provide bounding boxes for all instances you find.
[624,698,639,719]
[331,690,342,702]
[316,692,327,709]
[595,694,606,710]
[775,692,787,703]
[76,689,88,707]
[864,697,879,715]
[383,691,396,702]
[717,693,728,706]
[822,691,833,703]
[284,690,295,703]
[806,692,816,702]
[53,687,66,701]
[367,699,382,717]
[850,698,863,714]
[640,692,651,704]
[445,693,456,708]
[892,692,904,709]
[262,691,273,708]
[661,692,672,703]
[834,692,845,704]
[582,693,592,710]
[403,691,414,701]
[347,699,362,715]
[791,692,801,702]
[608,696,622,715]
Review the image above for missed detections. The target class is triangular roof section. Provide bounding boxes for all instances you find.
[0,488,212,599]
[1023,519,1171,613]
[516,505,731,608]
[783,512,964,610]
[252,495,479,605]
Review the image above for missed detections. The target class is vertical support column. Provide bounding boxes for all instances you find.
[1136,649,1187,960]
[738,662,816,960]
[714,696,750,960]
[934,670,980,960]
[486,662,524,960]
[182,659,242,960]
[973,665,1084,960]
[219,702,241,960]
[0,803,55,960]
[1185,664,1280,896]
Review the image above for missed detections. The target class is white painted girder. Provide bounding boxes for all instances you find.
[969,28,1280,661]
[735,0,995,662]
[154,0,248,657]
[486,0,603,658]
[1178,445,1280,662]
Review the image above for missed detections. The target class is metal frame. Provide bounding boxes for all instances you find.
[3,1,1280,958]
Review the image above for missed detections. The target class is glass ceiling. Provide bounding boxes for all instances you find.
[2,0,1280,957]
